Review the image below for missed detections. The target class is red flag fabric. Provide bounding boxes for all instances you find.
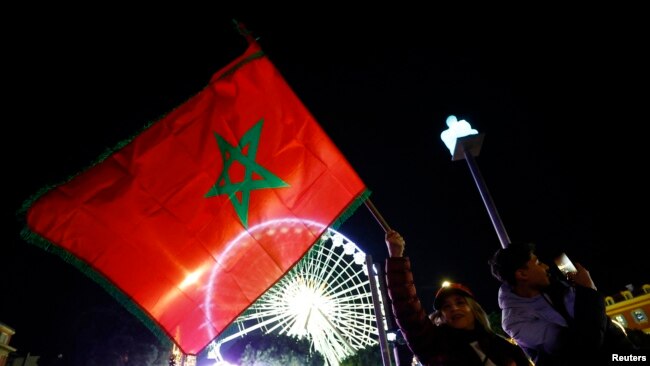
[23,40,368,354]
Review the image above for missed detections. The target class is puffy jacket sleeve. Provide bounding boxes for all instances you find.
[385,257,443,363]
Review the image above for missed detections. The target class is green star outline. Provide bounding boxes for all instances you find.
[205,119,289,228]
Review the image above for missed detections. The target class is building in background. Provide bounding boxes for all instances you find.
[606,283,650,334]
[0,323,16,366]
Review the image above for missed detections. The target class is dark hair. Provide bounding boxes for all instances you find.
[489,242,535,286]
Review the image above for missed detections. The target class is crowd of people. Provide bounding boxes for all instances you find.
[383,229,645,366]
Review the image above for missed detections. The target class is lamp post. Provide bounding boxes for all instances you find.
[440,115,510,248]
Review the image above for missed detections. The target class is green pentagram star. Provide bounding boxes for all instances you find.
[205,119,289,228]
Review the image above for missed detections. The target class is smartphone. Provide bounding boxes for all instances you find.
[554,252,578,276]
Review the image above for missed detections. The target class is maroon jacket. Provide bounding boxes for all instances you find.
[385,257,530,366]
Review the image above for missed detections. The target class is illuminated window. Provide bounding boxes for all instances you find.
[631,309,648,324]
[605,296,615,306]
[613,314,628,327]
[643,284,650,294]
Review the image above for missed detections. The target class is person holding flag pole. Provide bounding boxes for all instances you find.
[363,199,529,365]
[379,225,531,366]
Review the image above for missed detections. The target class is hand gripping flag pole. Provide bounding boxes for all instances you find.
[440,115,511,248]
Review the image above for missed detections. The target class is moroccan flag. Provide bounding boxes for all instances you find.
[22,39,368,354]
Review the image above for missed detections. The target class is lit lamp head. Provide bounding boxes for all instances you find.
[440,115,484,161]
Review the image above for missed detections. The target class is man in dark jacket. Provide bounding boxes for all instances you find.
[489,242,637,365]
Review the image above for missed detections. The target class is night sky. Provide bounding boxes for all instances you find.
[4,10,649,363]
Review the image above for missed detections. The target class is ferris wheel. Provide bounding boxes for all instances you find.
[208,226,383,366]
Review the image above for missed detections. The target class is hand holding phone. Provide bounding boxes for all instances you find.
[554,253,577,276]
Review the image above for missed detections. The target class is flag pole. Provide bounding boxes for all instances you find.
[365,198,391,232]
[233,19,257,44]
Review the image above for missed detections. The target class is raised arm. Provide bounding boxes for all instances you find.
[385,229,405,257]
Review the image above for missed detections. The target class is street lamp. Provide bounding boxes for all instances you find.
[440,115,510,248]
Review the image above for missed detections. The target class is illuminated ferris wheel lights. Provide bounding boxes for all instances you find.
[211,227,379,366]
